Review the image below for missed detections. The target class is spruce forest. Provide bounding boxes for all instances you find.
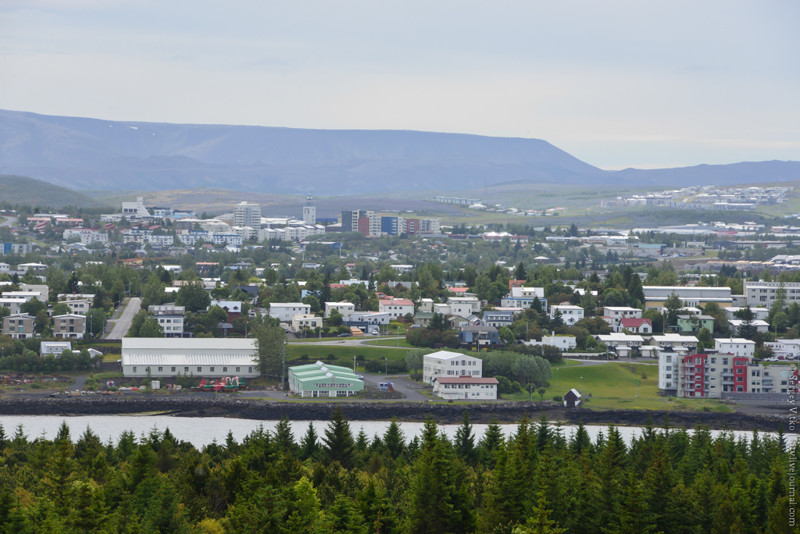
[0,411,794,533]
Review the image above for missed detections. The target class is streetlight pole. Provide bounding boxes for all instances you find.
[281,341,286,391]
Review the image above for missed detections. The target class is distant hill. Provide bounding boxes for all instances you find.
[1,109,798,194]
[0,174,110,210]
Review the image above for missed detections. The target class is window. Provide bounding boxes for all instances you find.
[210,367,215,372]
[197,367,202,372]
[223,367,228,372]
[236,367,240,372]
[171,367,176,372]
[133,367,137,373]
[158,367,163,372]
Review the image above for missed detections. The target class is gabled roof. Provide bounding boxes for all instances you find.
[620,318,652,328]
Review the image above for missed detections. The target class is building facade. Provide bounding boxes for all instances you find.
[422,350,483,385]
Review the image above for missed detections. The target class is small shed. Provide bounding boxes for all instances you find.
[563,388,583,408]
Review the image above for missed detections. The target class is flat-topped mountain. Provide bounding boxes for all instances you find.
[1,109,797,194]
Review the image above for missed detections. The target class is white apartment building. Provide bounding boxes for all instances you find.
[500,286,546,308]
[149,305,186,337]
[650,333,699,352]
[432,376,498,400]
[603,306,642,331]
[715,338,756,357]
[447,296,481,318]
[324,301,355,318]
[643,286,732,309]
[724,307,769,321]
[65,299,92,315]
[549,304,584,325]
[744,281,800,308]
[379,298,414,319]
[422,350,483,385]
[233,201,261,228]
[63,228,109,245]
[347,311,391,325]
[292,314,323,331]
[764,339,800,359]
[269,303,312,323]
[525,334,577,351]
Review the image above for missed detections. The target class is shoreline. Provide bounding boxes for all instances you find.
[0,395,785,432]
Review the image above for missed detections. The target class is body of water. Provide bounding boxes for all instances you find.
[0,415,775,447]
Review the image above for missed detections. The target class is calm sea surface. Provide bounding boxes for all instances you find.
[0,415,777,447]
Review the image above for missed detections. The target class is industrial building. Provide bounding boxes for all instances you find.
[288,361,364,398]
[121,338,259,378]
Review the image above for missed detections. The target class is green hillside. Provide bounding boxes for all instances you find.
[0,174,110,210]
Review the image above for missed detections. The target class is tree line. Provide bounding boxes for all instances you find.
[0,411,793,533]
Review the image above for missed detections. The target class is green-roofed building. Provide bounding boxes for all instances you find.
[288,361,365,398]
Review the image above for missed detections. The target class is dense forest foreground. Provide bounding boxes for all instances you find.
[0,410,795,533]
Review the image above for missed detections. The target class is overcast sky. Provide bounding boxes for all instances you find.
[1,0,797,169]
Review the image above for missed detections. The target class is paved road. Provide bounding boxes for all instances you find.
[0,215,17,228]
[288,336,408,349]
[105,297,141,339]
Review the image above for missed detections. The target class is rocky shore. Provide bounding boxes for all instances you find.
[0,395,786,432]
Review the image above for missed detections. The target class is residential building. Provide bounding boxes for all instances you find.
[650,333,698,353]
[378,297,414,319]
[288,361,364,398]
[447,296,481,318]
[52,314,87,339]
[432,376,498,400]
[325,301,355,318]
[210,300,243,322]
[676,314,715,334]
[341,210,368,233]
[233,201,261,228]
[728,319,770,335]
[269,302,312,323]
[292,314,323,332]
[550,304,584,326]
[422,350,483,384]
[482,310,515,328]
[2,313,34,339]
[597,333,644,357]
[40,341,71,357]
[458,325,500,348]
[346,311,391,325]
[0,298,26,316]
[121,338,259,378]
[526,334,577,351]
[725,306,770,322]
[500,286,547,308]
[643,286,732,309]
[603,306,643,331]
[764,339,800,359]
[744,281,800,308]
[715,338,756,357]
[620,318,653,334]
[65,299,92,315]
[149,305,186,337]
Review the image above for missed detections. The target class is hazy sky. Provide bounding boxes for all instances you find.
[1,0,797,169]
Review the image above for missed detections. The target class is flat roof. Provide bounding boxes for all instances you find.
[122,338,256,350]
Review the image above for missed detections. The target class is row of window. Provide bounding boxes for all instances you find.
[132,366,252,374]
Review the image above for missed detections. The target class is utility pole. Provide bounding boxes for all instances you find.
[281,341,286,391]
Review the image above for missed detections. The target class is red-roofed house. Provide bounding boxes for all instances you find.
[620,318,653,334]
[432,376,498,400]
[378,297,415,319]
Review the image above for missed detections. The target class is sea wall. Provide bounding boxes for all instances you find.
[0,395,785,432]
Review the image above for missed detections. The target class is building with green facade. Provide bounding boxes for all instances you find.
[288,361,364,398]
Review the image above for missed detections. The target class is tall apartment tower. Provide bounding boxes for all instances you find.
[341,210,367,233]
[302,195,316,225]
[234,201,261,228]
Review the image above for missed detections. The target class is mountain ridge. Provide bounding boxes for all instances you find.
[1,108,798,194]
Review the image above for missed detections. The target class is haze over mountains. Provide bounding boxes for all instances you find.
[1,109,798,195]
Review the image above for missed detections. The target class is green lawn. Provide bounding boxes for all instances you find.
[505,362,733,413]
[286,344,413,363]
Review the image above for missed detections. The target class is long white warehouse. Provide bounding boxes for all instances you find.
[121,338,259,378]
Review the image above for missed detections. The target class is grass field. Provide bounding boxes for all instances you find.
[505,361,733,413]
[362,338,416,348]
